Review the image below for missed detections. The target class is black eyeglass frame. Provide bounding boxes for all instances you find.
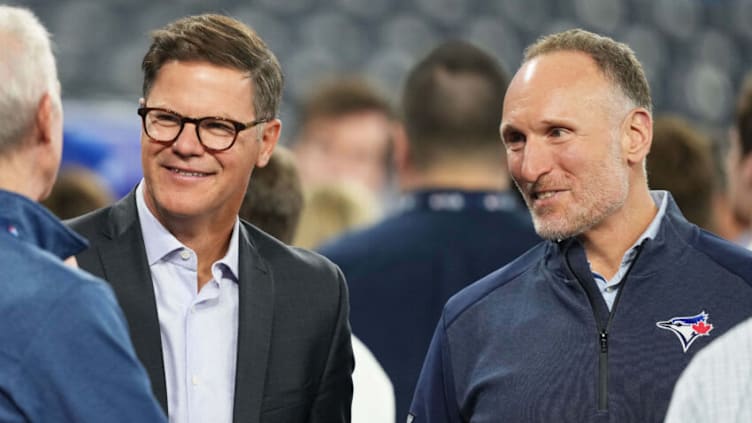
[137,106,270,152]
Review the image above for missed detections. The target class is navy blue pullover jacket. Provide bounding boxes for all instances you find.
[0,190,166,422]
[410,193,752,423]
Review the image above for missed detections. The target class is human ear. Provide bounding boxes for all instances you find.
[255,118,282,167]
[623,108,653,165]
[35,92,57,147]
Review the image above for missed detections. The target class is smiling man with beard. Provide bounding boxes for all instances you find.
[409,29,752,423]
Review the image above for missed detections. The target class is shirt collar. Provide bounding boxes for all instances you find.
[613,190,669,268]
[136,181,183,266]
[136,181,240,282]
[0,189,88,259]
[585,190,667,288]
[639,190,669,245]
[219,219,240,283]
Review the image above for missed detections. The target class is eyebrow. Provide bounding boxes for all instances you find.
[145,104,242,122]
[538,117,575,127]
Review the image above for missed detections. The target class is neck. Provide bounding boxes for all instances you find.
[149,204,235,292]
[400,162,509,192]
[0,147,45,201]
[580,185,657,280]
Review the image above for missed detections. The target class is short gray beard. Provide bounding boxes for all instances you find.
[519,136,630,241]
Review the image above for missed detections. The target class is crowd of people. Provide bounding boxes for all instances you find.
[3,4,752,423]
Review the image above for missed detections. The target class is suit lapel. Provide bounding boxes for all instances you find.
[233,224,275,423]
[98,193,168,412]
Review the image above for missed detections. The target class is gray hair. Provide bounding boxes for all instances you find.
[524,29,652,113]
[0,6,59,153]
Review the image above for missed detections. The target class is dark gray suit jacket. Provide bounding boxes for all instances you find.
[68,191,353,422]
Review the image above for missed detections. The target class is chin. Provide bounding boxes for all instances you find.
[532,217,580,241]
[534,226,577,241]
[159,198,206,219]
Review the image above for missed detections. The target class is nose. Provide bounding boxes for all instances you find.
[514,137,553,184]
[171,122,205,157]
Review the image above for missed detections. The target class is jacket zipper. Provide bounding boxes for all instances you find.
[565,243,644,412]
[598,330,608,410]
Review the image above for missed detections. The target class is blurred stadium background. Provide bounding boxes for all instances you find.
[10,0,749,197]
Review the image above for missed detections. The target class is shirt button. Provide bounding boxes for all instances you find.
[180,250,191,260]
[192,376,199,386]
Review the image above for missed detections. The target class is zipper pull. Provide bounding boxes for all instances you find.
[600,331,608,353]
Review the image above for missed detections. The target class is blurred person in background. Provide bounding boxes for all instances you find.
[0,5,166,422]
[291,77,398,207]
[410,29,752,423]
[239,146,395,423]
[68,13,352,423]
[42,165,114,220]
[319,40,540,420]
[294,181,380,249]
[239,146,303,244]
[241,145,379,250]
[723,73,752,248]
[647,115,716,230]
[708,133,742,241]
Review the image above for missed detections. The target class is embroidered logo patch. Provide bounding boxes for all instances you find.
[7,225,18,237]
[656,311,714,353]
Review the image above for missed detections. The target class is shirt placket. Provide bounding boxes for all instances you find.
[173,247,199,423]
[186,275,222,423]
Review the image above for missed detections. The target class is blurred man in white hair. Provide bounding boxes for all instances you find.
[0,5,166,422]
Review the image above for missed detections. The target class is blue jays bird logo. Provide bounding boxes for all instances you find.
[656,311,713,353]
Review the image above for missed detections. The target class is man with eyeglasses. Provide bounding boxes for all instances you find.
[68,13,353,423]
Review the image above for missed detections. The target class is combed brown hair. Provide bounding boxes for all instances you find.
[402,40,509,169]
[239,146,303,244]
[297,78,395,128]
[524,28,652,112]
[141,13,283,119]
[295,77,395,168]
[647,115,715,229]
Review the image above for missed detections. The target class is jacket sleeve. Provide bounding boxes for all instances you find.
[408,313,462,423]
[16,275,167,423]
[309,266,355,423]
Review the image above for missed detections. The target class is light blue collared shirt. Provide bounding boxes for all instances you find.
[136,182,239,423]
[592,190,668,310]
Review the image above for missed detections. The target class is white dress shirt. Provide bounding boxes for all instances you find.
[351,336,395,423]
[136,182,239,423]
